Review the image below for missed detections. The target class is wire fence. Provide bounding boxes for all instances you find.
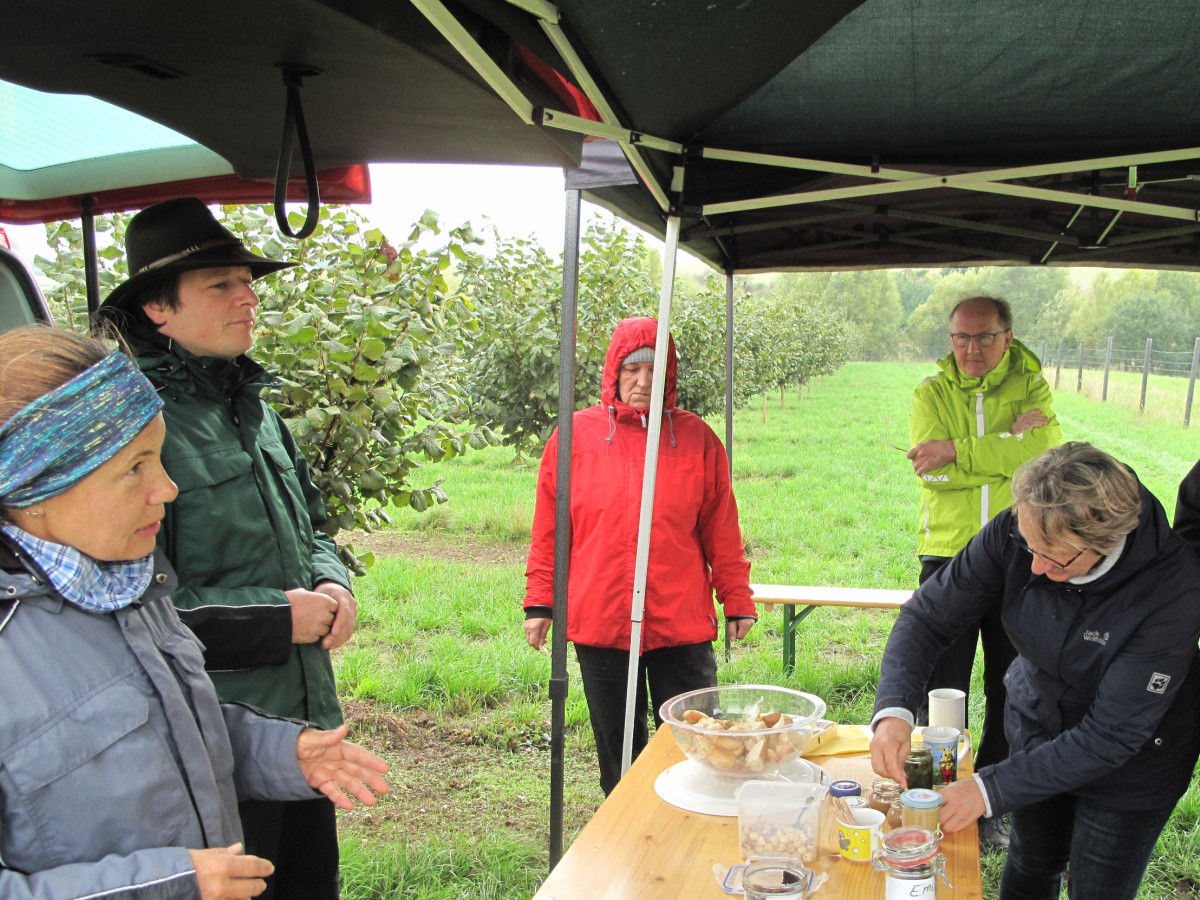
[1036,337,1200,426]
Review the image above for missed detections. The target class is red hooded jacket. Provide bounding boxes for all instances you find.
[523,317,755,651]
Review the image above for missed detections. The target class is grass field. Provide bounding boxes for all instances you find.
[334,361,1200,899]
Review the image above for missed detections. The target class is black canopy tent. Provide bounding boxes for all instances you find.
[7,0,1200,871]
[8,1,1200,272]
[481,0,1200,273]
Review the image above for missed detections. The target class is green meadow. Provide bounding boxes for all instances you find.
[335,361,1200,899]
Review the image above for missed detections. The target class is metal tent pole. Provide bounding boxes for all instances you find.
[724,270,734,661]
[725,271,734,470]
[548,188,581,870]
[621,215,681,776]
[82,197,101,327]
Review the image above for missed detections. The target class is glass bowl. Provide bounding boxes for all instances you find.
[659,684,827,778]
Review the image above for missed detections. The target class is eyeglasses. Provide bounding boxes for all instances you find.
[949,330,1010,348]
[1009,516,1089,571]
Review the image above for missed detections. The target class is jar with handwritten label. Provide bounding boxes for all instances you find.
[871,826,951,900]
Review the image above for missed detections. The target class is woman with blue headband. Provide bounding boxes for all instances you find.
[0,326,388,900]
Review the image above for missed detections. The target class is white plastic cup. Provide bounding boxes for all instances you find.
[927,688,966,731]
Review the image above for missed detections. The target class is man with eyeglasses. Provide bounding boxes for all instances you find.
[905,295,1061,848]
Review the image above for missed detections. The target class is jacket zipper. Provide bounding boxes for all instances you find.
[977,391,988,528]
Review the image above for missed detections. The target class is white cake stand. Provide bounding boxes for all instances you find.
[654,756,831,817]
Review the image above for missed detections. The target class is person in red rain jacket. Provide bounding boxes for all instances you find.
[522,316,756,794]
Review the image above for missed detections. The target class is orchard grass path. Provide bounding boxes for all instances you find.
[332,362,1200,900]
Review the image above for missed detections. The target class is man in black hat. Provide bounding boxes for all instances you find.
[99,197,356,899]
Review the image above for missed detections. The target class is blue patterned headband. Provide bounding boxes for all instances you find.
[0,354,164,507]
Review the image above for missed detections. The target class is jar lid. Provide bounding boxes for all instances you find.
[901,789,942,809]
[879,826,940,864]
[741,858,814,895]
[829,780,861,797]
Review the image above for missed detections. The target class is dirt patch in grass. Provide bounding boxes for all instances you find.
[343,530,527,567]
[338,700,602,852]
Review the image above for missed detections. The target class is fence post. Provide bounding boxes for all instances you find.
[1076,341,1085,392]
[1103,337,1113,401]
[1140,338,1153,413]
[1055,340,1064,389]
[1040,339,1047,365]
[1186,338,1200,427]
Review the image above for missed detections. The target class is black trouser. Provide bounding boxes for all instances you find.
[917,556,1016,769]
[239,797,340,900]
[575,641,718,795]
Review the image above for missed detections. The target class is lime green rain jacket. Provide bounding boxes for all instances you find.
[909,339,1061,558]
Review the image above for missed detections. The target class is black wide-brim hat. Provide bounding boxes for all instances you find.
[100,197,296,317]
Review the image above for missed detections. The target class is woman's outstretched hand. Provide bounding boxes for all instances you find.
[296,725,390,810]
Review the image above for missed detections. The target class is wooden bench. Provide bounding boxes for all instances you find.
[749,583,914,674]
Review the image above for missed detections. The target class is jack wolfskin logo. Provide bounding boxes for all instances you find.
[1083,630,1109,646]
[1147,673,1170,694]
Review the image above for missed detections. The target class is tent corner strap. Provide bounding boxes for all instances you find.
[273,63,323,241]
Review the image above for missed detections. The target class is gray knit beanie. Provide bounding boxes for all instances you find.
[623,346,655,366]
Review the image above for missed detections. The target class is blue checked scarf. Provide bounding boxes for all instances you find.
[3,524,154,612]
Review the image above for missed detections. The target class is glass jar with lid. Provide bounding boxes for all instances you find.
[900,788,942,834]
[871,826,952,899]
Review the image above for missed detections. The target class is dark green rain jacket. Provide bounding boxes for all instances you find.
[135,345,347,729]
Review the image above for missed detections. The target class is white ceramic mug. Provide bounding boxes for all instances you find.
[928,687,966,731]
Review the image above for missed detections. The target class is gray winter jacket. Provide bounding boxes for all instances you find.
[0,540,316,899]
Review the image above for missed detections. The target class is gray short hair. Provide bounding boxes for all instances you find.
[949,296,1013,331]
[1010,442,1141,555]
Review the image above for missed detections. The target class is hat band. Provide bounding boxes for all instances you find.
[136,238,243,275]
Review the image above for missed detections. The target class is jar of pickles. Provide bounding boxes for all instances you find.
[903,739,934,790]
[868,778,902,816]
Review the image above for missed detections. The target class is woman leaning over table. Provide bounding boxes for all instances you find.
[871,441,1200,900]
[0,326,388,900]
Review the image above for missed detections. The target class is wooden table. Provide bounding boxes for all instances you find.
[533,727,983,900]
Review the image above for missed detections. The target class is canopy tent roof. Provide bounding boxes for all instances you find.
[4,0,1200,265]
[466,0,1200,273]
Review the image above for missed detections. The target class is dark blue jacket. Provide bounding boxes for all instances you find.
[876,483,1200,813]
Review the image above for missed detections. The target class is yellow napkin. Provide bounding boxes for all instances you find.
[802,725,871,758]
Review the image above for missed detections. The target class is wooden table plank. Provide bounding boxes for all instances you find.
[533,727,982,900]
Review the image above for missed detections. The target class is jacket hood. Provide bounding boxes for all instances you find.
[601,317,678,411]
[937,338,1042,391]
[1077,481,1176,596]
